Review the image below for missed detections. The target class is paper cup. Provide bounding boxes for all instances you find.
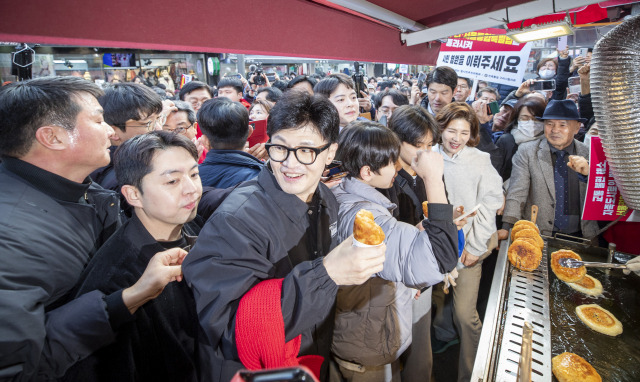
[352,237,384,248]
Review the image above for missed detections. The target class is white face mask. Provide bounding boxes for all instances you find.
[538,69,556,80]
[518,120,544,137]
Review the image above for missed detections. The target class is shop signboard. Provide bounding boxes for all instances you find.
[582,136,638,222]
[436,28,532,87]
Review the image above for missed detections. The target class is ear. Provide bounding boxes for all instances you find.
[34,125,70,151]
[110,125,125,144]
[325,143,338,164]
[121,185,144,208]
[359,165,373,181]
[200,135,212,150]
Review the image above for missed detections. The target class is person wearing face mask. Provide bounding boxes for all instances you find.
[501,49,573,106]
[495,96,547,182]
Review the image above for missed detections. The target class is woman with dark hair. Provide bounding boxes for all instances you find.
[433,102,503,382]
[495,95,547,181]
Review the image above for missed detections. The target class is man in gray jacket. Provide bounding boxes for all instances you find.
[501,99,598,238]
[0,77,186,381]
[331,121,458,381]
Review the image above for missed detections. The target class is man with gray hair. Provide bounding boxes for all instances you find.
[163,100,198,141]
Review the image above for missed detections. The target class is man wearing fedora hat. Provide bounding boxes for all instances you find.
[500,99,599,238]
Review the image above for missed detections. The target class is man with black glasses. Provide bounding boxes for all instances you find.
[90,83,165,190]
[183,90,387,382]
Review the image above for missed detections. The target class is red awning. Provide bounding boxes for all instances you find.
[506,3,608,29]
[0,0,441,65]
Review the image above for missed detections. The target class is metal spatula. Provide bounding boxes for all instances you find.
[558,257,628,269]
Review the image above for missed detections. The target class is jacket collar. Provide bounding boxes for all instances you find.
[341,176,396,212]
[536,138,555,198]
[203,149,264,167]
[256,167,319,223]
[2,156,91,203]
[128,212,197,260]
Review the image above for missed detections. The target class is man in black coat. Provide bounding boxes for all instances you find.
[64,131,205,381]
[183,90,387,382]
[0,77,185,381]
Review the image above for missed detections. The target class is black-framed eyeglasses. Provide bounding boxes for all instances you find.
[164,123,195,134]
[265,143,331,165]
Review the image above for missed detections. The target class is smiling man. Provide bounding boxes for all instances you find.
[421,66,458,116]
[65,131,203,381]
[183,90,387,382]
[502,99,598,238]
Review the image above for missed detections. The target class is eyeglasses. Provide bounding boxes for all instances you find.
[127,114,167,131]
[187,98,210,108]
[164,123,194,134]
[265,143,331,165]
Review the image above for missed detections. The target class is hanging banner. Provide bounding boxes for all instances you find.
[436,28,531,87]
[582,136,638,221]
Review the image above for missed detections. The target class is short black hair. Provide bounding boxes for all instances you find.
[336,120,400,177]
[267,90,339,144]
[256,86,283,103]
[0,76,104,157]
[114,130,198,194]
[217,78,243,94]
[173,100,197,125]
[388,105,440,146]
[99,83,163,132]
[374,89,409,109]
[378,81,396,92]
[197,98,250,150]
[427,66,458,93]
[459,77,472,88]
[477,86,501,101]
[287,75,318,91]
[179,81,213,101]
[272,80,288,92]
[313,73,354,98]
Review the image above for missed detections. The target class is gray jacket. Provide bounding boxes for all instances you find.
[331,177,456,366]
[504,138,599,237]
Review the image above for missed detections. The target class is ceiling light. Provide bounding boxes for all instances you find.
[506,20,574,43]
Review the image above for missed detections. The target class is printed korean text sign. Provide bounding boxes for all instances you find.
[436,28,531,87]
[582,136,636,221]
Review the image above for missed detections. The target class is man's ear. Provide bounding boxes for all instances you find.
[34,125,69,151]
[200,135,212,150]
[359,165,373,181]
[325,143,338,164]
[121,184,144,208]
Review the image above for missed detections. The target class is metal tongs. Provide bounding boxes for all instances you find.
[558,257,628,270]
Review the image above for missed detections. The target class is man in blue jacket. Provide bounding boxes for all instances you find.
[197,97,264,188]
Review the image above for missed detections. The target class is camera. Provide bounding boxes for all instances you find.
[352,61,367,102]
[253,62,266,86]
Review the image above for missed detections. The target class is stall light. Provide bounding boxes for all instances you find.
[53,59,87,64]
[506,20,574,43]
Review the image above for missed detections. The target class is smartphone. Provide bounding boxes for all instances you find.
[531,79,556,91]
[231,366,319,382]
[557,36,568,51]
[266,73,276,82]
[568,76,581,95]
[324,160,348,181]
[487,101,500,115]
[226,73,242,79]
[580,47,589,57]
[248,119,269,147]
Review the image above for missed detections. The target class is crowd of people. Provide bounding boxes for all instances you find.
[1,47,638,382]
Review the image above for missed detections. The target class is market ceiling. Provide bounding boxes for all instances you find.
[0,0,605,65]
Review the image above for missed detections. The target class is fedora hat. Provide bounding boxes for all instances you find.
[537,99,587,123]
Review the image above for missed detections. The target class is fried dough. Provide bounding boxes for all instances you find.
[566,274,603,297]
[576,304,623,336]
[353,209,385,246]
[551,250,586,283]
[511,220,540,239]
[552,352,602,382]
[508,238,542,271]
[422,201,428,219]
[512,228,544,250]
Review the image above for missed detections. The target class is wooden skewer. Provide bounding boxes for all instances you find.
[531,205,538,225]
